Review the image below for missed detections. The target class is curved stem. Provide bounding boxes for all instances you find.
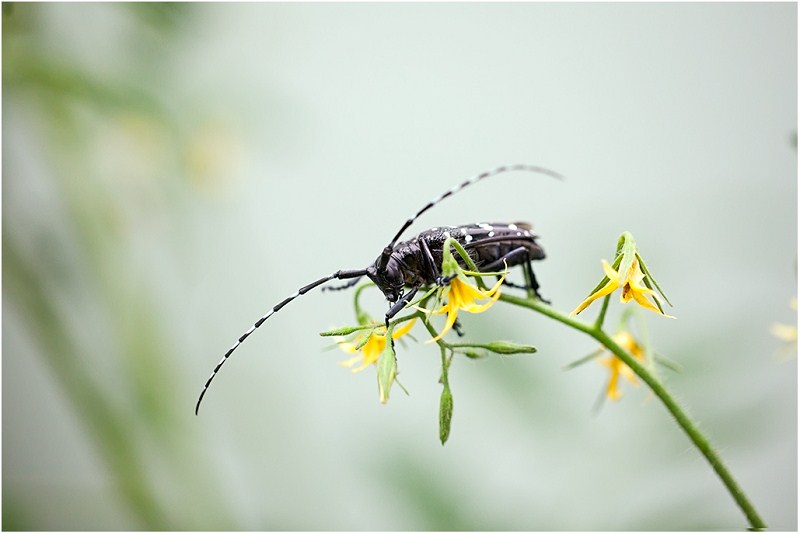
[499,293,766,530]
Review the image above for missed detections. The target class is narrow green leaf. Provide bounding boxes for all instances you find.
[319,324,375,337]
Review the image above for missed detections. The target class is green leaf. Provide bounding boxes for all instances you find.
[319,324,375,337]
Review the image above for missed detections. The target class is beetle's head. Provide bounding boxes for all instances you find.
[367,250,404,302]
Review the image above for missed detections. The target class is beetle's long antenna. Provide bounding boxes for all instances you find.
[196,268,368,415]
[378,164,563,269]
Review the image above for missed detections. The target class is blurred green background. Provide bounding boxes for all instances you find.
[2,2,796,530]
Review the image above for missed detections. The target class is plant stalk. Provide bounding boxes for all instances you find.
[498,293,766,530]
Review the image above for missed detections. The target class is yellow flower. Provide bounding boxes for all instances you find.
[339,319,416,372]
[771,297,797,361]
[771,323,797,343]
[599,331,646,400]
[572,257,673,317]
[427,274,505,342]
[771,297,797,342]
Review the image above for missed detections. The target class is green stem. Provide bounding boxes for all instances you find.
[498,292,766,530]
[594,294,611,330]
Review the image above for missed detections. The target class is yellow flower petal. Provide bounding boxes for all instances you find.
[771,323,798,343]
[430,305,460,342]
[601,259,621,281]
[339,354,364,368]
[392,318,418,339]
[572,257,674,317]
[597,331,646,401]
[570,263,620,316]
[337,320,417,371]
[427,274,505,342]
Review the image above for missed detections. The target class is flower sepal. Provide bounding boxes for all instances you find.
[376,323,398,404]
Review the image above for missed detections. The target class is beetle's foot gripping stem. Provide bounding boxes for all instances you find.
[453,319,465,337]
[501,278,550,303]
[384,285,421,327]
[436,274,457,286]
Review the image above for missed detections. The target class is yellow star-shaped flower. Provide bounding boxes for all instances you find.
[599,331,646,400]
[338,319,416,372]
[427,274,505,342]
[572,257,673,318]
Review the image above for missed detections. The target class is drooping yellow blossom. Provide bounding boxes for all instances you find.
[599,331,646,400]
[572,257,673,318]
[427,274,506,342]
[338,319,417,372]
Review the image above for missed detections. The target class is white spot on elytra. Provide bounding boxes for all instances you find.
[465,234,473,243]
[488,231,495,237]
[508,223,518,230]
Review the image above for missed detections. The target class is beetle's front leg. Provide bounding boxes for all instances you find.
[385,285,421,327]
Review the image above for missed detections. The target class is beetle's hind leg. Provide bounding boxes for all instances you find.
[480,247,548,303]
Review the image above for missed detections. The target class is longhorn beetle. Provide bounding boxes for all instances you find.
[196,164,562,414]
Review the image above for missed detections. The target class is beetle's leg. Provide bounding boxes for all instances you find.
[480,247,547,302]
[453,318,465,337]
[385,284,421,326]
[321,276,363,292]
[501,280,532,290]
[417,238,441,282]
[480,246,530,273]
[436,273,457,286]
[523,258,545,301]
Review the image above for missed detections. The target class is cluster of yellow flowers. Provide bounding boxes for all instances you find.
[333,234,672,402]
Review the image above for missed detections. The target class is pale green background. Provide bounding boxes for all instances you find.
[3,2,797,530]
